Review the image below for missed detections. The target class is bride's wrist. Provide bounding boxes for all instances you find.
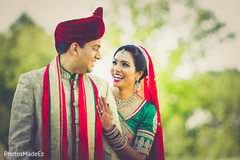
[104,125,127,150]
[104,125,116,134]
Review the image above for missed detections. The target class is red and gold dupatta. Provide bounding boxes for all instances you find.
[136,46,165,160]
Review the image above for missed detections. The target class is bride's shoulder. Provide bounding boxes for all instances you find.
[142,100,157,112]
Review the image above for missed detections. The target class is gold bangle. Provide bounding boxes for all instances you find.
[104,125,117,136]
[105,127,127,150]
[113,139,128,150]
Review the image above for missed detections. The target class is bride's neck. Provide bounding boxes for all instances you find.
[113,87,135,100]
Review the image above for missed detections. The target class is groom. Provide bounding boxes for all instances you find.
[8,7,120,160]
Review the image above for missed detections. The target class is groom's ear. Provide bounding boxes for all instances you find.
[70,42,79,56]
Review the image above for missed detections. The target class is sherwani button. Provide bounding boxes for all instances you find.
[75,137,79,143]
[73,102,78,107]
[75,119,79,125]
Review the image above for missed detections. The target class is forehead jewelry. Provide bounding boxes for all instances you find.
[119,49,125,54]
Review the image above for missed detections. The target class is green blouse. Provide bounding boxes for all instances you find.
[118,100,158,156]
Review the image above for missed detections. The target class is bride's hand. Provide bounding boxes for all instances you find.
[97,96,115,133]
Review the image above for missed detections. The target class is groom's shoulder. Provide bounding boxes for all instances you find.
[18,67,46,85]
[87,74,109,87]
[20,67,46,79]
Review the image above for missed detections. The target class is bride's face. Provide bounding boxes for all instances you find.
[110,50,140,89]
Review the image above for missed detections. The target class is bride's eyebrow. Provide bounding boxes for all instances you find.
[120,60,131,65]
[113,58,131,65]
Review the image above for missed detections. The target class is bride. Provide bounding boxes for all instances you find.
[98,45,165,160]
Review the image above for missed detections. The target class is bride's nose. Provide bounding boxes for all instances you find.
[114,64,121,72]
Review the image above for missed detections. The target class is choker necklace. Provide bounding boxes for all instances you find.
[113,91,137,108]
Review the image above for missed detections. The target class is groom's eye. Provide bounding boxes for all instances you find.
[112,61,117,65]
[93,47,98,51]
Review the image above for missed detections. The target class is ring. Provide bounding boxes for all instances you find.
[100,110,103,113]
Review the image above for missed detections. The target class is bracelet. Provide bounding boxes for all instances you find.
[104,125,117,136]
[104,126,127,150]
[113,139,127,150]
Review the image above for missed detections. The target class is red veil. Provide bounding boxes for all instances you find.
[135,45,165,160]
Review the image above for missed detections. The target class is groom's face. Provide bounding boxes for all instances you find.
[76,39,102,73]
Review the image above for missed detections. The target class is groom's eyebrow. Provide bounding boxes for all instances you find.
[92,44,101,48]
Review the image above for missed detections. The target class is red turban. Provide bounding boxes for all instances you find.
[54,7,105,53]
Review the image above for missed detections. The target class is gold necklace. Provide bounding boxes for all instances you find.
[113,91,137,108]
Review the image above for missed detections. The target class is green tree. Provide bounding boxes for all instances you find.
[161,70,240,159]
[0,13,55,148]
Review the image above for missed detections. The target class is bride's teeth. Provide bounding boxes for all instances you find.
[114,74,123,79]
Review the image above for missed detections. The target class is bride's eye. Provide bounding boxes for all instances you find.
[122,63,130,67]
[112,61,117,65]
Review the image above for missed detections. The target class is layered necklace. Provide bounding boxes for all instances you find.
[113,91,137,109]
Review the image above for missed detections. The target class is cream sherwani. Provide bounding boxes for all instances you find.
[8,61,121,160]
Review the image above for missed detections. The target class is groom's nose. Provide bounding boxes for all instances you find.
[95,50,102,60]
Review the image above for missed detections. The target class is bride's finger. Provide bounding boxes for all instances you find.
[97,99,102,112]
[101,97,107,111]
[98,98,104,114]
[107,104,112,115]
[98,97,104,109]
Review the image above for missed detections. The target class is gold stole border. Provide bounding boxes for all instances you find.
[49,58,61,159]
[83,74,96,159]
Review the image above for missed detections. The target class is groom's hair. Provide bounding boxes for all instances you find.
[113,45,147,81]
[58,42,85,55]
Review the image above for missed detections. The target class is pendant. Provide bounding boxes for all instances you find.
[117,101,121,107]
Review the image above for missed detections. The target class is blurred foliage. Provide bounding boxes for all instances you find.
[158,69,240,159]
[0,0,239,159]
[0,13,55,148]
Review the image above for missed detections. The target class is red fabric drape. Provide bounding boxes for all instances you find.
[42,64,50,160]
[78,74,89,160]
[138,46,165,160]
